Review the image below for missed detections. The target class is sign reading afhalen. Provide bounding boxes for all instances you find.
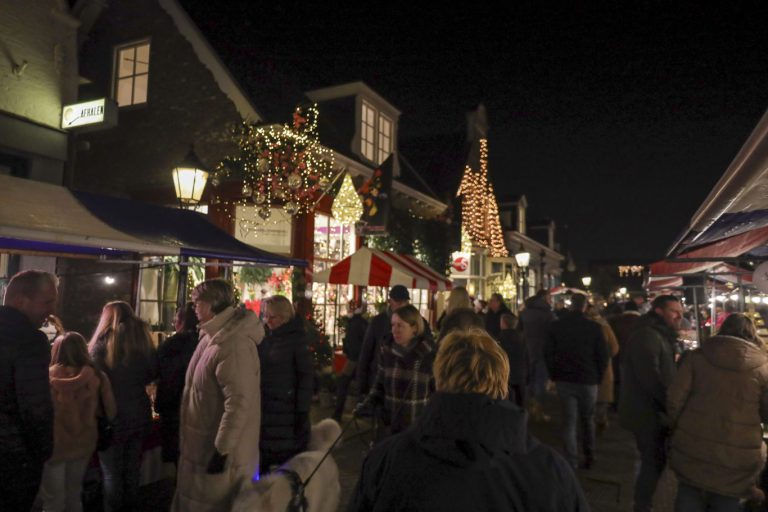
[61,99,117,130]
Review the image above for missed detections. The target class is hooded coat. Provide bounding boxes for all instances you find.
[347,393,589,511]
[667,335,768,497]
[48,364,116,462]
[173,306,264,512]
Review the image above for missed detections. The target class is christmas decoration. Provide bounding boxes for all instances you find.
[210,104,336,229]
[331,173,364,225]
[456,139,508,257]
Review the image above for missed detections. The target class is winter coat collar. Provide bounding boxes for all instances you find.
[700,335,768,372]
[391,334,436,362]
[200,306,262,346]
[414,392,528,468]
[266,317,304,338]
[0,305,37,330]
[639,311,678,343]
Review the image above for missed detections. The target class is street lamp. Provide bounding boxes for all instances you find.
[619,286,627,296]
[172,146,209,207]
[581,276,592,290]
[515,245,531,301]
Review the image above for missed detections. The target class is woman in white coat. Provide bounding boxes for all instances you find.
[173,279,265,512]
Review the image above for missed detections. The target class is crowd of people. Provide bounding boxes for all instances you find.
[3,267,768,511]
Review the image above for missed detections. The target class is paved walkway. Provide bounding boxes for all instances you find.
[118,391,679,511]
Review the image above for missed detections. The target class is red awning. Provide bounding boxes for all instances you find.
[313,247,452,291]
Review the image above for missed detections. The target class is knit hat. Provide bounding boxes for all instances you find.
[389,285,410,301]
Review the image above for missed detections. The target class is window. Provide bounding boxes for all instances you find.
[360,101,395,164]
[115,41,150,107]
[137,258,178,330]
[361,101,376,161]
[377,114,392,164]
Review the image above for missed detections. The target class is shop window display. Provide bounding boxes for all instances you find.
[235,266,293,318]
[313,214,356,345]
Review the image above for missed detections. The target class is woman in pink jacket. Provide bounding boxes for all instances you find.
[38,332,116,512]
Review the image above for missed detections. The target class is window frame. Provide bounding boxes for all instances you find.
[377,113,392,164]
[113,39,151,108]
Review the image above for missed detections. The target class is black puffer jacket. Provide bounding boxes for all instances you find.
[545,310,608,385]
[0,306,53,463]
[90,330,157,443]
[258,317,314,468]
[347,393,589,511]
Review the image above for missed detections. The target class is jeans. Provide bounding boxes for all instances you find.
[530,359,550,401]
[633,427,669,512]
[556,381,597,468]
[39,457,90,512]
[0,452,44,512]
[674,483,740,512]
[99,434,144,512]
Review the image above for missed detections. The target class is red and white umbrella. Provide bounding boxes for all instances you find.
[313,247,452,291]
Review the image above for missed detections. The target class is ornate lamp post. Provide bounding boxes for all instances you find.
[515,245,531,302]
[581,276,592,293]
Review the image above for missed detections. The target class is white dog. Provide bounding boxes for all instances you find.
[232,418,342,512]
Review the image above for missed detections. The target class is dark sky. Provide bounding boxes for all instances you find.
[181,1,768,264]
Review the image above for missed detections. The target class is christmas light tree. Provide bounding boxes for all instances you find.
[456,139,509,257]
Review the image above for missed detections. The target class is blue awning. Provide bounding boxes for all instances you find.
[73,191,306,267]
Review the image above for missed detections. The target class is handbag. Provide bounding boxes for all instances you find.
[96,371,114,451]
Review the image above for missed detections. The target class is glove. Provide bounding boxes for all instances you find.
[206,450,227,474]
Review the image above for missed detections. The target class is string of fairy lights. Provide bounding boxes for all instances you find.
[456,138,508,257]
[209,104,337,232]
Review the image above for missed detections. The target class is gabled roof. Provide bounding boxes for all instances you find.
[157,0,262,121]
[307,82,402,116]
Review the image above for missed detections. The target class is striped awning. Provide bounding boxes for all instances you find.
[313,247,452,291]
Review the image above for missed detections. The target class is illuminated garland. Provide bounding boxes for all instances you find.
[210,104,335,231]
[456,138,509,257]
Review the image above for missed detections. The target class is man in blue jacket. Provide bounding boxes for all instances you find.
[0,270,57,510]
[545,293,608,470]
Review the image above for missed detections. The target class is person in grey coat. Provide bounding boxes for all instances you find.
[618,295,683,512]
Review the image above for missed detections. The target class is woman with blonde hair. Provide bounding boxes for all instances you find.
[39,332,116,511]
[437,286,473,331]
[348,328,588,511]
[89,301,157,512]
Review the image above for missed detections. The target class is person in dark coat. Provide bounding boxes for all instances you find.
[500,312,528,407]
[356,285,430,396]
[618,295,683,512]
[259,295,314,472]
[436,307,484,343]
[333,300,368,421]
[608,300,642,406]
[347,328,589,512]
[155,301,199,466]
[545,294,608,470]
[484,292,510,340]
[519,289,557,422]
[89,301,158,512]
[0,270,57,511]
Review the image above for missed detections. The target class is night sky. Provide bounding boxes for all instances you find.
[181,1,768,265]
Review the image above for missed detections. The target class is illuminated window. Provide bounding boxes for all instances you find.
[377,114,392,164]
[114,41,150,107]
[361,101,376,161]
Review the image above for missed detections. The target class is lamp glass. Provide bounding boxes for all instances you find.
[515,251,530,268]
[173,167,208,204]
[582,276,592,287]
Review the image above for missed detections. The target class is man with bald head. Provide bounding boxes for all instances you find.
[0,270,58,510]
